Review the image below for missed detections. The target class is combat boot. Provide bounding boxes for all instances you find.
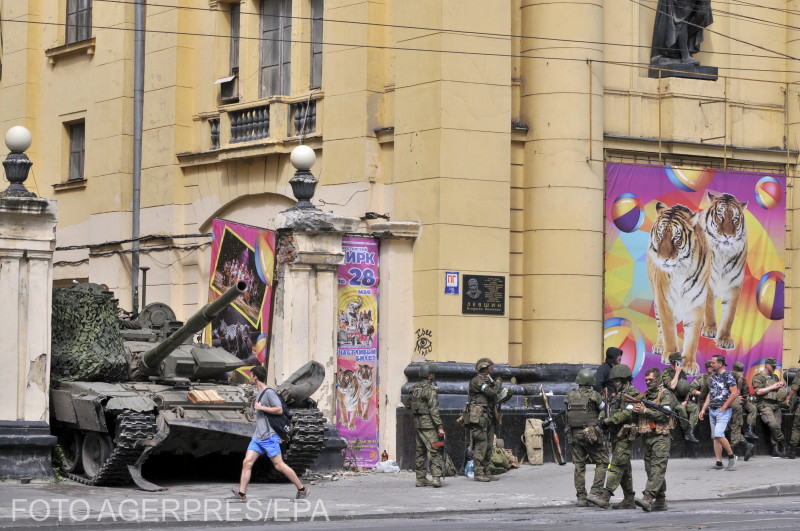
[684,425,700,443]
[576,499,589,507]
[586,489,611,509]
[651,495,668,512]
[611,495,636,510]
[743,424,757,440]
[635,492,655,512]
[740,440,755,462]
[474,475,491,482]
[431,476,442,488]
[771,443,786,458]
[415,478,433,487]
[785,445,796,459]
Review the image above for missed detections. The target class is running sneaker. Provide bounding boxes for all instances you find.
[227,490,247,502]
[726,455,738,471]
[708,463,724,471]
[296,487,310,500]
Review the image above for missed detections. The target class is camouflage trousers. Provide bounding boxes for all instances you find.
[570,429,608,500]
[675,401,698,428]
[603,435,635,498]
[729,400,744,446]
[757,401,785,444]
[642,433,670,498]
[743,399,757,426]
[415,428,443,479]
[470,415,496,477]
[791,406,800,447]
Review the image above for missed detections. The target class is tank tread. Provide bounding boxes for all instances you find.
[254,408,326,482]
[65,411,157,487]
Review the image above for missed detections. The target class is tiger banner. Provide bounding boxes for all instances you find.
[604,163,786,390]
[336,236,380,468]
[206,219,276,381]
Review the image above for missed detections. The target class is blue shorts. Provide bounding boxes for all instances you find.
[709,408,732,438]
[248,434,282,457]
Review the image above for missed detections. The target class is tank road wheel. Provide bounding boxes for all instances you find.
[81,432,112,479]
[57,429,83,473]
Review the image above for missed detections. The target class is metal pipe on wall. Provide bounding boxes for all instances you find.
[132,0,145,313]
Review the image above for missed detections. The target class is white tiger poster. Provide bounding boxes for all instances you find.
[604,163,785,390]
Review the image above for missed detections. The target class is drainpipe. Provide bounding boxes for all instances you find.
[132,0,145,313]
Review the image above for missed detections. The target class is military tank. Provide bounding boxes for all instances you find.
[50,282,326,490]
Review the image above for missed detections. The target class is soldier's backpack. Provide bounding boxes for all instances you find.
[522,418,544,465]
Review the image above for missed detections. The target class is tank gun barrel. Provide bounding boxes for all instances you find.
[137,282,246,377]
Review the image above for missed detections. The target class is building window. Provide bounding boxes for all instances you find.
[230,3,241,74]
[68,122,85,181]
[260,0,292,98]
[66,0,93,44]
[310,0,323,89]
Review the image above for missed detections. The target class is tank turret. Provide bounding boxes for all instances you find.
[132,281,246,380]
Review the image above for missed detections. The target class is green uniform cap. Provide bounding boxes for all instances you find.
[733,361,744,371]
[705,360,713,368]
[764,358,778,367]
[668,352,683,363]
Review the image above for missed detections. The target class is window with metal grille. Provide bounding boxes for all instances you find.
[259,0,292,98]
[310,0,323,89]
[66,0,92,44]
[68,122,85,181]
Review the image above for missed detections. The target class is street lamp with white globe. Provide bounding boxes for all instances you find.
[288,145,318,209]
[2,126,36,198]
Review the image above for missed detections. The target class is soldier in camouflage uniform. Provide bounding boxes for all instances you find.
[408,363,445,487]
[752,357,788,458]
[565,369,608,507]
[688,360,713,406]
[785,369,800,459]
[661,353,699,442]
[467,358,502,482]
[634,368,678,512]
[586,363,639,510]
[733,361,758,441]
[729,362,756,460]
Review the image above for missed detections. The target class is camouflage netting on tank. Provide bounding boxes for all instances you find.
[51,289,128,382]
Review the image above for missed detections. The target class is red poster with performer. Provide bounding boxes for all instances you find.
[206,219,276,380]
[336,237,380,468]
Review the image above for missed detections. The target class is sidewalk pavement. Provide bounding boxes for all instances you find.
[1,457,799,526]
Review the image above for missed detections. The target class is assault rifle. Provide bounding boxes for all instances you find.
[540,386,566,466]
[622,394,688,424]
[603,389,613,460]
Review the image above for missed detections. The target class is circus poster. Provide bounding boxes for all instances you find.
[336,236,380,468]
[206,219,275,379]
[604,163,785,390]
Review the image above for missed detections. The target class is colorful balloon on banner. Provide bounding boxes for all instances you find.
[255,232,275,286]
[611,193,645,233]
[603,317,645,377]
[665,166,716,192]
[756,271,784,320]
[254,333,268,363]
[754,176,783,210]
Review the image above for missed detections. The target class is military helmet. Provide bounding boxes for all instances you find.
[668,352,683,363]
[575,368,596,386]
[475,358,494,371]
[733,361,744,372]
[609,363,632,380]
[419,362,438,378]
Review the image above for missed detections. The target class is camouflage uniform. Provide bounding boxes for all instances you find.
[587,381,639,509]
[408,379,444,484]
[564,385,608,503]
[661,366,699,441]
[752,369,785,447]
[637,382,678,511]
[733,367,758,436]
[788,376,800,456]
[468,372,502,480]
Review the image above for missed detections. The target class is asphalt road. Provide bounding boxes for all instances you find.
[12,495,800,531]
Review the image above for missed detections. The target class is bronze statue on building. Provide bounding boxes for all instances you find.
[650,0,713,66]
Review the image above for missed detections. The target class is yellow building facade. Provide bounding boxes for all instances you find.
[3,1,800,453]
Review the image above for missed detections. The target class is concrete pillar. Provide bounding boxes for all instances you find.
[369,221,420,460]
[0,196,58,479]
[520,0,605,364]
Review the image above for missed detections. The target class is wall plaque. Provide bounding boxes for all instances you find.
[462,275,505,315]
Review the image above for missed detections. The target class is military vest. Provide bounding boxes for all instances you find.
[565,388,598,429]
[753,372,780,402]
[409,382,432,415]
[636,388,674,435]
